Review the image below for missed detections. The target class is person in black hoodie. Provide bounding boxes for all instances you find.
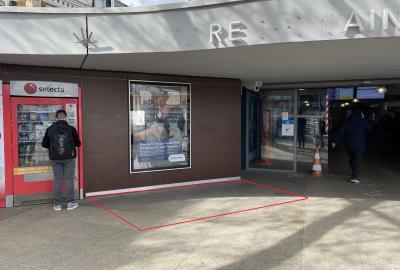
[42,110,81,211]
[332,107,372,183]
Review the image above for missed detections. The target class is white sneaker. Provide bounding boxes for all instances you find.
[53,204,62,211]
[350,178,361,184]
[67,201,79,210]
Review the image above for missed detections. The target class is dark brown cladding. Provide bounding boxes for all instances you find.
[0,64,241,193]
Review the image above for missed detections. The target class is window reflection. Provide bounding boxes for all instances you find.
[249,92,295,170]
[17,105,63,167]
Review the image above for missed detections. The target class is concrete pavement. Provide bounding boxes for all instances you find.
[0,162,399,270]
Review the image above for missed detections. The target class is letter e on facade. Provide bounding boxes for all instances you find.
[229,21,245,41]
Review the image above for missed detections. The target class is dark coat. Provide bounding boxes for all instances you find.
[334,113,372,152]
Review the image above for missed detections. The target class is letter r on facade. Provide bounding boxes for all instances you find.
[210,23,223,43]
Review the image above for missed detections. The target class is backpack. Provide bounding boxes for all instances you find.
[49,125,75,160]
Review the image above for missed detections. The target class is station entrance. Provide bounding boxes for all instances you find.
[329,85,400,179]
[244,88,328,173]
[243,84,400,178]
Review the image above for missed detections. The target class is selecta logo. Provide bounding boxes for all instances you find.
[24,83,38,95]
[23,83,65,95]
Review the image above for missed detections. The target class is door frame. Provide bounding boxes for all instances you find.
[245,89,298,173]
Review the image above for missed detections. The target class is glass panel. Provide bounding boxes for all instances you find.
[298,89,325,116]
[296,89,329,173]
[17,104,63,167]
[249,91,295,170]
[247,94,259,162]
[130,82,190,173]
[296,117,328,171]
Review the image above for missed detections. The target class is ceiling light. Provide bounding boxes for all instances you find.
[377,87,387,93]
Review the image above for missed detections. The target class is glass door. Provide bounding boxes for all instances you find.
[296,89,329,173]
[248,90,296,171]
[11,97,79,206]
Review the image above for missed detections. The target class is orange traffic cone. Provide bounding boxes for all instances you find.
[257,131,272,166]
[310,146,323,177]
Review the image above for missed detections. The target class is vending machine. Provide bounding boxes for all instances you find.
[0,81,83,207]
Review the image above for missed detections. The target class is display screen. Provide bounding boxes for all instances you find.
[356,87,385,100]
[129,81,191,173]
[327,88,354,101]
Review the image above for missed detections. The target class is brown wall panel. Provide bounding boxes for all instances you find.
[2,65,82,84]
[0,64,242,193]
[81,77,131,191]
[83,76,241,192]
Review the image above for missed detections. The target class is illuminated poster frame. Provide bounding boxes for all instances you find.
[129,80,191,174]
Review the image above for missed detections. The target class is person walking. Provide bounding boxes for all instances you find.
[42,110,81,210]
[297,117,307,148]
[332,107,372,183]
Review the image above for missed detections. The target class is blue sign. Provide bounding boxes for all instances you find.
[282,120,294,136]
[138,140,182,162]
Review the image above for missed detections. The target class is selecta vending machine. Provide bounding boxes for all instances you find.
[0,81,83,207]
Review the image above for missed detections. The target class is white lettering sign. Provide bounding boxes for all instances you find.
[210,23,222,43]
[10,81,79,97]
[383,9,400,31]
[210,21,247,44]
[370,9,376,31]
[343,11,364,32]
[229,21,245,41]
[344,9,400,33]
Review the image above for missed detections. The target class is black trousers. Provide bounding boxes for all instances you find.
[298,132,305,147]
[348,151,363,179]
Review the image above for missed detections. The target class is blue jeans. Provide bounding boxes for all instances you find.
[51,159,76,204]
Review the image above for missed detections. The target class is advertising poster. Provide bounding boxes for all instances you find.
[130,81,191,173]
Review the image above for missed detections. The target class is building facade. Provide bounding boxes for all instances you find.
[1,0,400,207]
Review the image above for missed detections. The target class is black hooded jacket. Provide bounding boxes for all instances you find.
[334,113,372,152]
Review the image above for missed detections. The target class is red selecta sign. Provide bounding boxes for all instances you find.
[24,83,37,95]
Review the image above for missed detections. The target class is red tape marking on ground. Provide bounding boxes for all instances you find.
[86,179,308,232]
[140,197,307,231]
[241,179,309,199]
[86,197,143,232]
